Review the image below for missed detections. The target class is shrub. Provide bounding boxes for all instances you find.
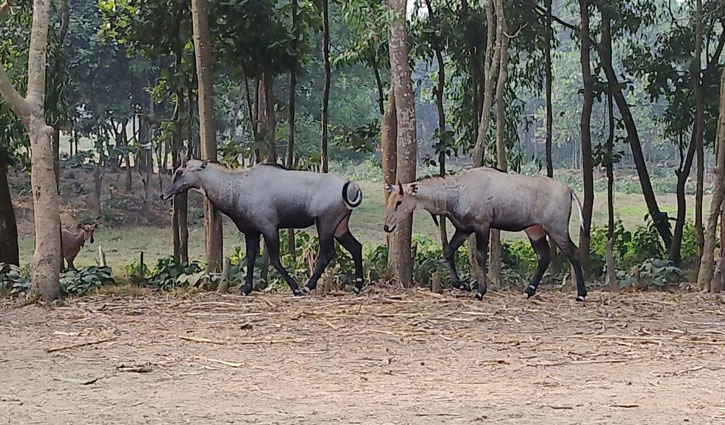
[0,263,30,296]
[60,266,115,295]
[147,256,204,291]
[123,260,150,284]
[617,258,681,288]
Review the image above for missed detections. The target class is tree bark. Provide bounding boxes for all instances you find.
[191,0,222,272]
[0,0,60,300]
[578,0,594,274]
[320,0,331,173]
[488,0,509,290]
[670,130,697,264]
[693,0,705,281]
[605,90,617,290]
[0,148,19,265]
[697,68,725,292]
[387,0,417,286]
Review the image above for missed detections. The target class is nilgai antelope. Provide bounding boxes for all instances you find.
[383,167,587,302]
[161,160,365,296]
[61,223,98,270]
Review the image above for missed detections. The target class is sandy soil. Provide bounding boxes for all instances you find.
[1,287,724,425]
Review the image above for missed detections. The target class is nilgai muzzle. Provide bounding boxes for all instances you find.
[384,167,587,301]
[162,160,364,296]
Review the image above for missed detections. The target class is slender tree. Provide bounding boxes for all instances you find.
[697,67,725,292]
[578,0,594,273]
[488,0,509,289]
[693,0,705,280]
[321,0,331,173]
[387,0,417,285]
[286,0,298,258]
[190,0,222,272]
[0,0,61,300]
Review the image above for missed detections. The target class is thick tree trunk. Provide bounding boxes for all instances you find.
[321,0,331,173]
[697,68,725,292]
[387,0,417,286]
[578,0,594,274]
[693,0,705,281]
[0,0,60,300]
[191,0,222,272]
[488,0,509,290]
[0,150,19,265]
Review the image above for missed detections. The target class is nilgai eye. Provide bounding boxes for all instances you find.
[395,200,402,208]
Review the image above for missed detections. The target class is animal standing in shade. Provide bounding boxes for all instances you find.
[61,223,98,270]
[161,160,365,296]
[383,167,587,302]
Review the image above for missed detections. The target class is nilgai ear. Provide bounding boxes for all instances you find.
[397,181,404,196]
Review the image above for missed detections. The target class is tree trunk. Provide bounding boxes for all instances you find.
[0,0,60,300]
[693,0,705,281]
[172,94,189,263]
[320,0,331,173]
[597,29,672,249]
[544,0,559,275]
[488,0,509,290]
[670,130,697,264]
[191,0,222,272]
[469,0,499,282]
[697,68,725,292]
[382,88,397,204]
[387,0,417,286]
[424,0,448,249]
[287,0,298,259]
[717,203,725,293]
[605,90,617,290]
[0,149,19,265]
[578,0,594,274]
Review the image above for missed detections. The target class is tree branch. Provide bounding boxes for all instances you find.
[0,63,30,119]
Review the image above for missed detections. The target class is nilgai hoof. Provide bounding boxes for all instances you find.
[576,295,586,302]
[241,286,252,296]
[293,289,306,297]
[352,286,362,295]
[475,292,485,301]
[452,280,471,291]
[524,285,537,299]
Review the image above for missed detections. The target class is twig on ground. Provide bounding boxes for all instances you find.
[46,337,116,353]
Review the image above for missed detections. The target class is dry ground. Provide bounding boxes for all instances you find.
[1,287,724,425]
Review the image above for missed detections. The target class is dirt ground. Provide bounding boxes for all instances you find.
[1,287,724,425]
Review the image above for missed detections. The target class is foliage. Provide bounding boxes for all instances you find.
[123,259,150,284]
[617,258,681,288]
[0,263,30,296]
[60,266,115,296]
[147,256,204,291]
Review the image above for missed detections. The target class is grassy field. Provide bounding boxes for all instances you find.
[17,176,711,273]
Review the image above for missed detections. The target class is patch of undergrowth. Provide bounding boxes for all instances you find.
[60,266,115,296]
[146,256,210,291]
[0,263,30,296]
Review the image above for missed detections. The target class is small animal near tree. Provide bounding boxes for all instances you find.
[61,223,98,270]
[383,168,588,302]
[161,160,365,296]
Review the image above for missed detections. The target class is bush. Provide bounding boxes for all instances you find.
[0,263,30,296]
[123,260,150,284]
[617,258,681,288]
[60,266,115,295]
[147,256,205,291]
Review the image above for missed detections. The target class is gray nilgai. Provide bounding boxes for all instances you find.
[162,160,364,296]
[383,167,587,301]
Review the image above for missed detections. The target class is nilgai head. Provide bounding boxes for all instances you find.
[161,159,208,201]
[79,223,98,244]
[383,182,417,233]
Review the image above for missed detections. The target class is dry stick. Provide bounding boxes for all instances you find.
[198,357,243,368]
[45,337,116,353]
[178,335,226,345]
